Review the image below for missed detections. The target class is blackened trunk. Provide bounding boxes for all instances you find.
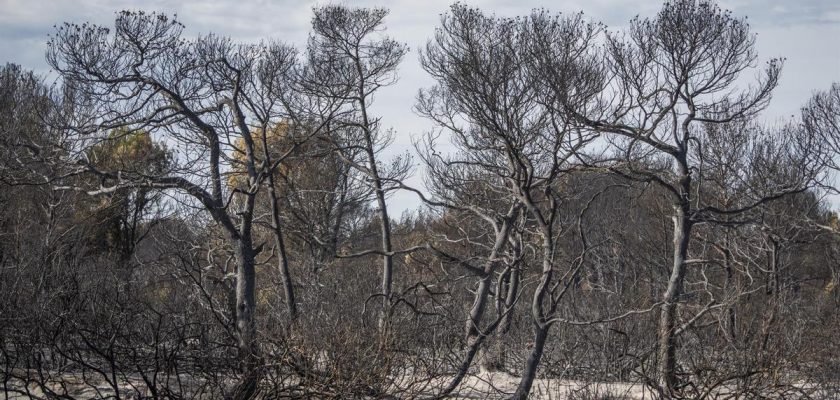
[512,241,554,399]
[275,227,297,322]
[510,325,549,400]
[375,184,393,326]
[657,206,692,394]
[233,234,260,400]
[723,230,736,340]
[485,243,521,371]
[266,174,297,322]
[466,215,515,341]
[761,239,780,352]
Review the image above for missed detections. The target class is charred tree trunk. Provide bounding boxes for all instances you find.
[723,229,737,340]
[232,233,260,400]
[432,209,519,397]
[264,163,298,323]
[512,240,554,399]
[511,323,550,400]
[657,203,692,394]
[231,188,260,400]
[761,238,781,352]
[356,67,394,330]
[484,236,522,372]
[374,178,393,327]
[466,215,514,341]
[273,222,297,323]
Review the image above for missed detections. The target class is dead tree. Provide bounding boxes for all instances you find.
[537,1,822,394]
[418,6,602,398]
[45,12,313,397]
[302,6,410,327]
[803,83,840,196]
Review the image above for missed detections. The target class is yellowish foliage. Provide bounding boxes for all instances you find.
[227,122,292,190]
[87,128,170,172]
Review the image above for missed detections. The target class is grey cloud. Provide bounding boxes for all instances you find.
[723,0,840,26]
[1,0,837,142]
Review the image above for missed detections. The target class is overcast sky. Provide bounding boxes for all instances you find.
[1,0,839,214]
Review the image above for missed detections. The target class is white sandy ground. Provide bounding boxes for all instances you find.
[416,371,653,399]
[0,370,654,399]
[4,370,835,399]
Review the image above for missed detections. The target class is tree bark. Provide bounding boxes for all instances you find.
[510,324,549,400]
[485,238,521,371]
[274,225,297,322]
[657,204,692,394]
[761,238,780,352]
[231,183,260,399]
[265,170,298,323]
[512,237,554,399]
[431,209,518,398]
[232,233,260,399]
[355,59,394,329]
[723,229,736,340]
[466,210,517,341]
[374,181,393,327]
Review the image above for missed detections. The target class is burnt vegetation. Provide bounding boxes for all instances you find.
[1,1,839,399]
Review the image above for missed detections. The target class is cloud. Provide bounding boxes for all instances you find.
[3,0,835,135]
[724,0,840,26]
[1,0,837,214]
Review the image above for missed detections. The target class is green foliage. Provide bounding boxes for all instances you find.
[87,128,170,174]
[83,128,171,257]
